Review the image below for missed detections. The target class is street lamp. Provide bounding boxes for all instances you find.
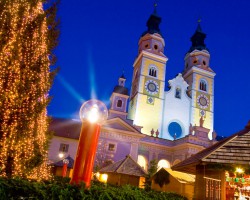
[70,99,108,187]
[58,153,64,158]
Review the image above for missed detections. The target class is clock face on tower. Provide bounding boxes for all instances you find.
[197,94,209,109]
[145,79,159,95]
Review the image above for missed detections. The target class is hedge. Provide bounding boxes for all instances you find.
[0,177,188,200]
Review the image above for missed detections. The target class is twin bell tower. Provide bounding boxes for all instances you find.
[112,8,216,140]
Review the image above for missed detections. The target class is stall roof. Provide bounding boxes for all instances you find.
[154,168,195,184]
[99,155,146,177]
[172,121,250,174]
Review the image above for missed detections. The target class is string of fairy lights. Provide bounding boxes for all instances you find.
[0,0,56,179]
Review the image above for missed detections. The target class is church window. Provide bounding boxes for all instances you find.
[137,155,147,171]
[148,66,157,77]
[117,99,122,107]
[145,44,149,48]
[168,122,182,139]
[154,44,158,50]
[203,60,206,65]
[199,80,207,91]
[173,159,181,166]
[175,87,181,99]
[193,60,197,64]
[108,143,116,152]
[157,159,170,170]
[59,143,69,153]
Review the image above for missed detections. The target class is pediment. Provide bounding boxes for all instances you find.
[102,117,140,134]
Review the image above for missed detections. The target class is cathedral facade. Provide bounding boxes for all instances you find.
[127,11,215,140]
[48,10,217,172]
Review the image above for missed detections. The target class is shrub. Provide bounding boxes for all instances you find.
[0,177,187,200]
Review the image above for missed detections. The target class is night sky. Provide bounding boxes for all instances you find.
[48,0,250,137]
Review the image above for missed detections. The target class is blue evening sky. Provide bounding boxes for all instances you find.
[48,0,250,137]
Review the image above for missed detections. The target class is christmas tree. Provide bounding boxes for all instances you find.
[0,0,59,179]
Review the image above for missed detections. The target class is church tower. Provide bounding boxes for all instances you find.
[128,9,168,135]
[183,23,216,139]
[109,74,129,120]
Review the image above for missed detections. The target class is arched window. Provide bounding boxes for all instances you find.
[157,159,170,170]
[199,80,207,92]
[175,87,181,99]
[148,66,157,77]
[117,100,122,107]
[173,159,181,166]
[137,155,147,171]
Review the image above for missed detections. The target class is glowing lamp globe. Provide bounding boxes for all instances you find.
[79,99,108,124]
[58,153,64,158]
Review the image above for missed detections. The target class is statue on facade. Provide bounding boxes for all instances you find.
[199,116,204,127]
[155,129,159,138]
[173,133,177,140]
[189,123,193,135]
[151,128,154,137]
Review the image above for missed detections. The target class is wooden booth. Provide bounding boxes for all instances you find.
[151,168,195,200]
[172,121,250,200]
[99,155,146,188]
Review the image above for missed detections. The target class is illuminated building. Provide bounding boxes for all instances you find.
[48,9,217,174]
[128,10,215,140]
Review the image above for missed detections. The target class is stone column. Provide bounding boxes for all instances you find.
[130,143,138,161]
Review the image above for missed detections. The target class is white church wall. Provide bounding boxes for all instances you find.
[161,74,191,140]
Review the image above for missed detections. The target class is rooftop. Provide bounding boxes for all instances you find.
[172,121,250,174]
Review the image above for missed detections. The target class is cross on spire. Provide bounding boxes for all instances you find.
[120,68,125,79]
[154,0,158,14]
[188,18,209,52]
